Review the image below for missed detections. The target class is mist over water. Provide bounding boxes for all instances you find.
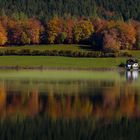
[0,70,139,140]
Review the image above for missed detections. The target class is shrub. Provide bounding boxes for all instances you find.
[18,49,30,55]
[119,62,125,68]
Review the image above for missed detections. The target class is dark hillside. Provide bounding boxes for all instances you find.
[0,0,139,20]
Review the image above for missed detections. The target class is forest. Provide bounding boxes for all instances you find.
[0,16,140,53]
[0,0,139,21]
[0,0,139,53]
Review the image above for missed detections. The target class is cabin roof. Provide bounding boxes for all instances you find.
[126,59,138,64]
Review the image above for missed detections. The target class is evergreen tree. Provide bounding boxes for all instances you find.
[0,0,139,21]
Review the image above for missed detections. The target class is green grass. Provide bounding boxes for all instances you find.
[0,45,139,69]
[0,56,129,68]
[0,70,121,79]
[0,44,89,52]
[127,50,140,58]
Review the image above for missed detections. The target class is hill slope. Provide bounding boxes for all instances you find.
[0,0,139,20]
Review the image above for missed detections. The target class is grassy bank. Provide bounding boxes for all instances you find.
[0,45,137,57]
[0,44,86,51]
[0,45,106,57]
[0,56,129,69]
[0,45,139,69]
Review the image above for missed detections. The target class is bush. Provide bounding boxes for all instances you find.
[31,50,41,55]
[119,51,132,57]
[18,49,31,55]
[119,62,125,68]
[4,50,17,55]
[0,47,134,58]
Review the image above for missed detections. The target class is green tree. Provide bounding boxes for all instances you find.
[57,32,67,44]
[21,32,30,45]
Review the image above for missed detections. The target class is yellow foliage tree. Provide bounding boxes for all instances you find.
[73,20,94,43]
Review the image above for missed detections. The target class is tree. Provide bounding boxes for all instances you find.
[133,21,140,49]
[92,18,107,33]
[0,0,140,21]
[103,32,120,52]
[117,22,136,49]
[136,30,140,49]
[7,22,23,45]
[46,17,63,44]
[100,21,136,50]
[73,20,94,43]
[64,18,75,43]
[27,18,42,44]
[91,19,107,49]
[0,22,7,45]
[21,32,30,45]
[56,32,67,44]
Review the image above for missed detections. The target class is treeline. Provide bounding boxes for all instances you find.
[0,0,140,21]
[0,16,140,52]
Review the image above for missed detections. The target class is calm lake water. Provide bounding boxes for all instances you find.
[0,70,139,140]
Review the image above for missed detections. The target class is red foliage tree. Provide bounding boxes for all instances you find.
[64,18,75,43]
[27,18,42,44]
[103,31,120,52]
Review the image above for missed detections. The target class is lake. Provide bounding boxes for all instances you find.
[0,70,139,140]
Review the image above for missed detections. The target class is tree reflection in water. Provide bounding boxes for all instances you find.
[0,72,139,139]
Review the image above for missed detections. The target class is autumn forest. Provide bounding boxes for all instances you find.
[0,16,140,52]
[0,0,139,52]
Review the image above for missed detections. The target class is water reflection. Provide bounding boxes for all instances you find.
[126,70,139,82]
[0,73,138,120]
[0,71,139,140]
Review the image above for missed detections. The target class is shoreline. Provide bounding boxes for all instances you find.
[0,66,124,71]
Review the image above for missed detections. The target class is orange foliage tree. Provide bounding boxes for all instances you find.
[46,17,63,44]
[116,22,136,49]
[0,22,7,45]
[98,21,136,51]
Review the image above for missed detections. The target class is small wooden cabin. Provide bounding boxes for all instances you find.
[126,59,139,70]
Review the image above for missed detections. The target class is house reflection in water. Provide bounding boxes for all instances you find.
[126,70,139,81]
